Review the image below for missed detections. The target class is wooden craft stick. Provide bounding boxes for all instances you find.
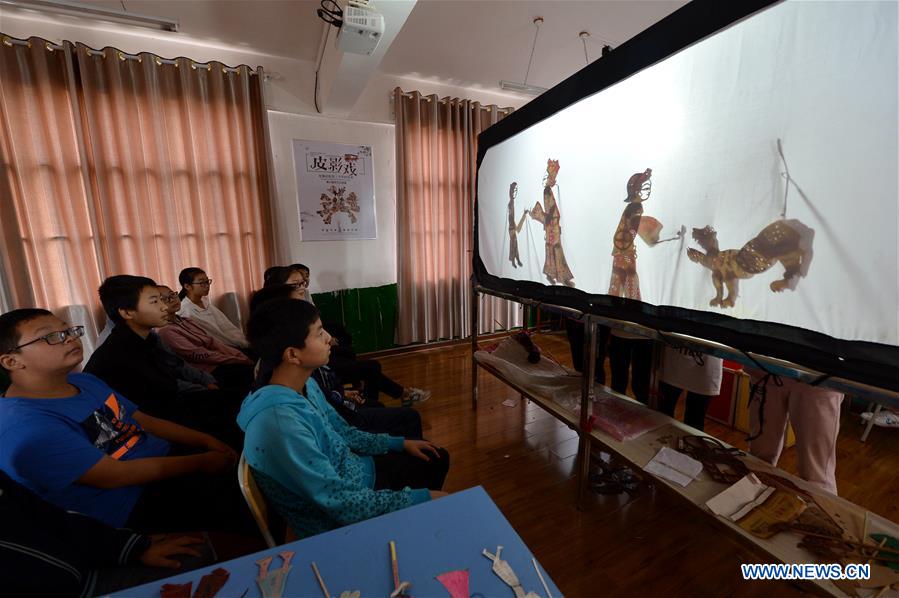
[869,537,888,566]
[389,541,400,591]
[872,582,895,598]
[794,529,899,557]
[311,562,330,598]
[532,557,552,598]
[862,511,869,543]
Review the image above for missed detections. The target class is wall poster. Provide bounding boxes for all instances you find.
[293,139,377,240]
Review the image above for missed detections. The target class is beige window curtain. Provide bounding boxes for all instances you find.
[0,35,274,330]
[394,88,521,345]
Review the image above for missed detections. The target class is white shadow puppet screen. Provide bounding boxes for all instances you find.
[477,0,898,347]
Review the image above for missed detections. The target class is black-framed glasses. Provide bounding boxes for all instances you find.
[160,292,179,304]
[189,279,213,286]
[8,326,85,351]
[289,281,309,289]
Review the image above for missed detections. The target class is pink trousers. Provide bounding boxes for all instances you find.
[748,376,843,495]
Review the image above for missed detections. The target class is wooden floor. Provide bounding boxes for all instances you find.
[376,331,899,597]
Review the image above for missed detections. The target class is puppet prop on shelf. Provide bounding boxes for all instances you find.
[512,330,541,364]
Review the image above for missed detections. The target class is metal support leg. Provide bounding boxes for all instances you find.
[577,316,598,509]
[471,286,479,410]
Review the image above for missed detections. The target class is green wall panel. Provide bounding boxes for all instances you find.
[312,284,397,353]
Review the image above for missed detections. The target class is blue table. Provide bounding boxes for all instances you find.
[112,486,561,597]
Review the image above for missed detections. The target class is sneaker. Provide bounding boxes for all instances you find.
[402,387,432,406]
[871,410,899,428]
[862,409,899,428]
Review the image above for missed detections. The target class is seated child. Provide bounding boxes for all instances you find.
[85,275,243,445]
[252,279,431,407]
[250,285,423,438]
[0,309,252,533]
[238,298,449,539]
[177,267,249,349]
[156,285,254,394]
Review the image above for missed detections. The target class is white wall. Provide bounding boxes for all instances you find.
[267,111,398,292]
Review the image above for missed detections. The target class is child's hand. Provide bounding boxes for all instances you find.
[202,435,237,461]
[199,450,236,473]
[345,390,365,405]
[402,439,442,462]
[140,535,203,569]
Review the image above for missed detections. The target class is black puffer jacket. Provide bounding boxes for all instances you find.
[0,471,150,597]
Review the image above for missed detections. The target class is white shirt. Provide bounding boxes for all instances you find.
[177,296,248,348]
[659,346,723,396]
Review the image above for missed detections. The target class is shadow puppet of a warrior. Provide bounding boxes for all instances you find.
[608,168,684,299]
[529,159,575,286]
[507,182,528,268]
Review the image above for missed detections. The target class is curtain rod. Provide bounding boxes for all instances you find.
[2,34,257,74]
[397,91,514,114]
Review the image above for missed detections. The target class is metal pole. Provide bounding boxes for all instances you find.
[471,285,480,409]
[577,316,597,509]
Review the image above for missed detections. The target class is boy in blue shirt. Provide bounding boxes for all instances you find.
[239,298,449,539]
[0,308,250,533]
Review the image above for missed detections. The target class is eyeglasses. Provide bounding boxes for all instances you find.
[7,326,85,351]
[160,293,179,303]
[189,279,213,286]
[289,281,309,289]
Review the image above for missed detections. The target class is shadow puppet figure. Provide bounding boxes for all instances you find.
[529,159,575,286]
[507,182,528,268]
[608,168,681,300]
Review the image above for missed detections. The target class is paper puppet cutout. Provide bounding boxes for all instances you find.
[256,551,294,598]
[507,182,527,268]
[529,160,575,286]
[436,569,470,598]
[193,568,230,598]
[482,546,540,598]
[160,582,192,598]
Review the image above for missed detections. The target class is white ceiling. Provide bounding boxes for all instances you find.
[55,0,686,93]
[381,0,686,90]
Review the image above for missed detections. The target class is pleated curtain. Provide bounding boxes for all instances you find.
[394,88,521,345]
[0,36,275,331]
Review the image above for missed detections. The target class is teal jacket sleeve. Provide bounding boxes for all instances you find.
[256,405,428,526]
[309,381,405,455]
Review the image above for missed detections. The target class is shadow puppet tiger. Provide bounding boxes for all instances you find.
[687,219,814,308]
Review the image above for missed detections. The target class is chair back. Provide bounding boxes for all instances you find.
[237,454,276,548]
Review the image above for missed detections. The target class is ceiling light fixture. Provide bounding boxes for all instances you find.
[499,17,548,96]
[0,0,179,32]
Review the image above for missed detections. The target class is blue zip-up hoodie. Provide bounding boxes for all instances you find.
[236,378,430,538]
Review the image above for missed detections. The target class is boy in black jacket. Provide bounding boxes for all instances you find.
[85,275,243,446]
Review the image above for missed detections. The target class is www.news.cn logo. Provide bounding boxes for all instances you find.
[741,563,871,580]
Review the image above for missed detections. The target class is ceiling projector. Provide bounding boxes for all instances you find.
[337,1,385,56]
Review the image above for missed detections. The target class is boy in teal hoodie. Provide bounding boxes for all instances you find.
[237,299,449,539]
